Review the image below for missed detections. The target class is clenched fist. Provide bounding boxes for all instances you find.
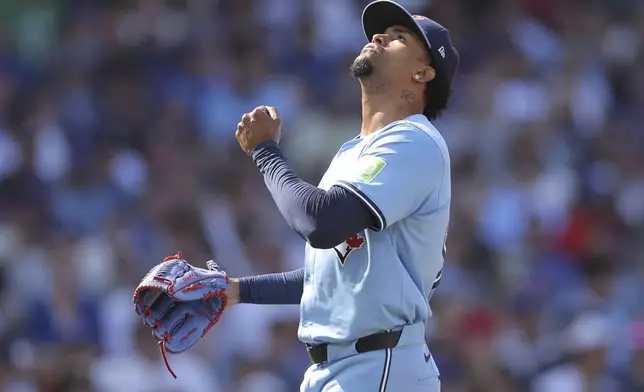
[235,106,282,155]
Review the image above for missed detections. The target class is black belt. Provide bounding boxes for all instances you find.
[306,329,403,364]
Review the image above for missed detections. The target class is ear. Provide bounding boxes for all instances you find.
[413,66,435,84]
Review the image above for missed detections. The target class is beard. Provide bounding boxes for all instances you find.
[349,55,375,78]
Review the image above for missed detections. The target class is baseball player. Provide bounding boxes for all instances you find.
[133,1,458,391]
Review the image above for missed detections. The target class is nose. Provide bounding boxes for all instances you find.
[371,33,389,46]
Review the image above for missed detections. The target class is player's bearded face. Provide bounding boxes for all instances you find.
[351,27,430,84]
[350,41,385,77]
[349,54,375,77]
[349,34,407,79]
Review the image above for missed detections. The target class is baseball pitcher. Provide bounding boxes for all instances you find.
[132,1,458,391]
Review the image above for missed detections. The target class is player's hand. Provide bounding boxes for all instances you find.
[235,106,282,155]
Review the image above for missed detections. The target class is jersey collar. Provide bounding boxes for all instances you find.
[356,114,428,140]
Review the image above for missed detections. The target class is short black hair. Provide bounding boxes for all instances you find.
[423,69,452,121]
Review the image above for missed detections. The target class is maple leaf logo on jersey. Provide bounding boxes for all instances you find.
[334,233,365,266]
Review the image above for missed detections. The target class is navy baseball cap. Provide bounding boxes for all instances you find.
[361,0,459,90]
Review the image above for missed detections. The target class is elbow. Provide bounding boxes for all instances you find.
[305,229,342,249]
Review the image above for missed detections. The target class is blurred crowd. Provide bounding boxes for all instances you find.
[0,0,643,391]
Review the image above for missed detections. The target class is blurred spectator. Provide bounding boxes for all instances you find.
[624,321,644,391]
[531,312,620,392]
[89,322,221,392]
[493,290,560,389]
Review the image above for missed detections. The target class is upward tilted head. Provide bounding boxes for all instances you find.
[351,0,460,120]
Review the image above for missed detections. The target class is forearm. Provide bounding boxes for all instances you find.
[231,268,305,305]
[252,141,376,248]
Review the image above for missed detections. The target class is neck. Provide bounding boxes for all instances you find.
[359,77,422,136]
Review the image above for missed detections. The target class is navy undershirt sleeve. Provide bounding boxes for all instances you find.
[238,268,304,305]
[251,141,377,249]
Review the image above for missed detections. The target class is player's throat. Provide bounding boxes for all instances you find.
[359,79,423,136]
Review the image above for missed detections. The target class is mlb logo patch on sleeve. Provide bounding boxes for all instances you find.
[351,156,386,183]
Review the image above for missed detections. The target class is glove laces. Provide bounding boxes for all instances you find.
[159,341,177,379]
[163,250,183,263]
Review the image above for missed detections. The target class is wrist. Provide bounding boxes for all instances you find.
[226,278,240,307]
[251,140,281,161]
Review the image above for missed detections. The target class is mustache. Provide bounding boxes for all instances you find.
[363,43,384,54]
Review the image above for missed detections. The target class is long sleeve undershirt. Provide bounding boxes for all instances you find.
[238,140,378,305]
[238,268,304,305]
[251,140,376,249]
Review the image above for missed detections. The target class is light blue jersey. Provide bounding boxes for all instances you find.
[298,114,451,345]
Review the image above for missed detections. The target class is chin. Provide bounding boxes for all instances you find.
[349,55,375,78]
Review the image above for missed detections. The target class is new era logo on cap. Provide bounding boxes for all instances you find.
[413,15,448,59]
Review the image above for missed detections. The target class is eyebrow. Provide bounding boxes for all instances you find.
[390,26,412,35]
